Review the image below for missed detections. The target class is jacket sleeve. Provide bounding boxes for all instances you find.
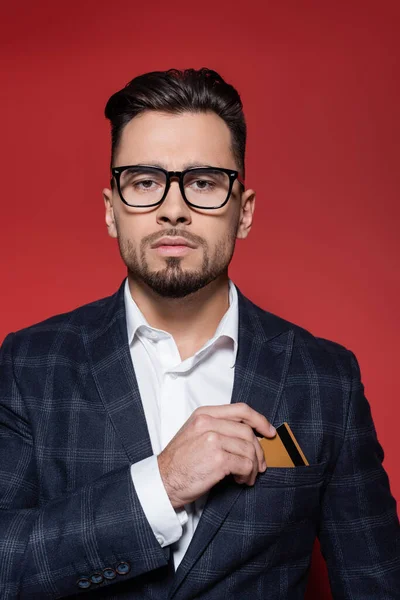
[0,333,170,599]
[317,350,400,598]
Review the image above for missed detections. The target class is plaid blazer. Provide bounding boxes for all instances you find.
[0,280,399,599]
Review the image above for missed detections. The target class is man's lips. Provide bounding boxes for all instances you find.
[153,245,194,256]
[151,237,197,249]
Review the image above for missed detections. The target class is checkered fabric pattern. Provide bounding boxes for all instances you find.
[0,280,399,599]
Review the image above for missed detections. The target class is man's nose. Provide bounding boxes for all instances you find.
[156,179,191,223]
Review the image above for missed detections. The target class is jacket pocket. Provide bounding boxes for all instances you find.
[256,461,327,487]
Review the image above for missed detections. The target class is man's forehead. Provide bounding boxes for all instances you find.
[115,111,235,167]
[119,110,231,140]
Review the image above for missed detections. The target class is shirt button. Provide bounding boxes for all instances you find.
[169,373,178,379]
[148,331,158,339]
[156,535,165,545]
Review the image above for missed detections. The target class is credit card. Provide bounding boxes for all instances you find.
[257,422,309,467]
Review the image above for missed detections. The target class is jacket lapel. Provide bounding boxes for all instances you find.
[83,282,154,463]
[168,286,295,599]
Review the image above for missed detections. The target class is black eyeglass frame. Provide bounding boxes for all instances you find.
[111,165,245,209]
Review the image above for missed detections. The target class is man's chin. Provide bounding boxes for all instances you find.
[133,272,213,299]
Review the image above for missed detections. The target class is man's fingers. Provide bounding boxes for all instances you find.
[195,403,276,438]
[198,416,266,470]
[220,443,260,486]
[217,434,257,480]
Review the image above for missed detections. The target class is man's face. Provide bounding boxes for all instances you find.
[102,110,255,298]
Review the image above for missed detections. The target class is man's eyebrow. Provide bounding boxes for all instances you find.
[134,161,218,170]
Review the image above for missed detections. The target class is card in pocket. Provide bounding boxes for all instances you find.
[257,422,309,467]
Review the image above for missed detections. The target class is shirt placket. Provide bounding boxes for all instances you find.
[157,336,189,450]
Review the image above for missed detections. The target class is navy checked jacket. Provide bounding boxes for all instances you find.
[0,280,399,599]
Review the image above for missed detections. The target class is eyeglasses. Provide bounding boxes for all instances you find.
[111,165,244,209]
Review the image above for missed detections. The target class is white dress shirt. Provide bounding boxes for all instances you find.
[126,277,239,571]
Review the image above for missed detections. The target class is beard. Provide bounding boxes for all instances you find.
[116,228,238,299]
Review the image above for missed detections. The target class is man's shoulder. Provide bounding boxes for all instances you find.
[247,294,353,365]
[4,286,121,352]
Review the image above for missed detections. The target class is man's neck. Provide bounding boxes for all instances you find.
[127,274,230,350]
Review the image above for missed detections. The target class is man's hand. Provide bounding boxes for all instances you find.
[157,403,276,509]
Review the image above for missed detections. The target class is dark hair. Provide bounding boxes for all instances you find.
[104,68,246,181]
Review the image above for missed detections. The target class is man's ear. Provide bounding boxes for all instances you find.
[103,188,118,238]
[236,188,256,240]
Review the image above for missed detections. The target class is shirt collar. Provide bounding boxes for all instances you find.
[124,278,239,368]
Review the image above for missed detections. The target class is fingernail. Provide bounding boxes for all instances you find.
[269,425,276,435]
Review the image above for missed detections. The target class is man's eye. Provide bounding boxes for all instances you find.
[192,179,215,190]
[134,179,157,190]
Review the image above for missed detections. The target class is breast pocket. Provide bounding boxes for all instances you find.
[256,461,327,488]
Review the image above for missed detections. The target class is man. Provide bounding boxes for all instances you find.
[0,68,398,599]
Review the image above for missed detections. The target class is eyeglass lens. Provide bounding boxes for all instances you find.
[118,167,231,207]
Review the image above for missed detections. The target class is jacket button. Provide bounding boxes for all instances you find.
[116,561,131,575]
[77,577,91,589]
[90,572,104,584]
[102,567,116,580]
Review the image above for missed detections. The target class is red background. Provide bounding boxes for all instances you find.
[1,1,399,597]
